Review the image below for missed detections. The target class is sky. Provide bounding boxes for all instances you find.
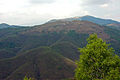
[0,0,120,26]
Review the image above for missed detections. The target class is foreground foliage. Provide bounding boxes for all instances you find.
[24,76,32,80]
[75,34,120,80]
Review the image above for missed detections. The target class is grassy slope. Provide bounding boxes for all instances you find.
[51,41,80,61]
[0,47,76,80]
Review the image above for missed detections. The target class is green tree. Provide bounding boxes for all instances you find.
[75,33,120,80]
[24,76,32,80]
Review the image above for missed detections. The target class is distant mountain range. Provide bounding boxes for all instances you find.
[0,23,28,29]
[1,15,120,29]
[48,15,120,30]
[0,15,120,80]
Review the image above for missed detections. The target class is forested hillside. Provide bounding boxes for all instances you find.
[0,17,120,80]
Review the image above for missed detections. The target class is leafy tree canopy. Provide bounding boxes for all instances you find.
[75,33,120,80]
[24,76,32,80]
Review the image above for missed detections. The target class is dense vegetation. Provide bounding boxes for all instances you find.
[75,34,120,80]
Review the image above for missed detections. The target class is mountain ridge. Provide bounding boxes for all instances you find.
[0,23,29,29]
[48,15,120,28]
[0,47,76,80]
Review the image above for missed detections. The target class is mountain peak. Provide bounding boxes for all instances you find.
[48,15,120,25]
[0,23,9,26]
[82,15,94,17]
[0,23,11,29]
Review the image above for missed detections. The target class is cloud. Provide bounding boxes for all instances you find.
[79,0,120,22]
[29,0,55,4]
[0,0,88,25]
[0,11,55,26]
[0,0,120,25]
[100,4,109,8]
[82,0,111,5]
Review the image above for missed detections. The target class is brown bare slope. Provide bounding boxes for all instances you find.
[23,20,110,40]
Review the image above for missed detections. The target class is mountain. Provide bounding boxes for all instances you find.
[78,15,120,25]
[0,17,120,80]
[0,23,10,29]
[26,20,120,54]
[0,23,28,29]
[107,23,120,30]
[48,15,120,29]
[0,20,119,59]
[28,20,110,40]
[0,47,76,80]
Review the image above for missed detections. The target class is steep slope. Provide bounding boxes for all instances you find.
[23,20,120,54]
[0,47,76,80]
[107,23,120,30]
[51,41,80,61]
[26,20,110,40]
[0,20,120,59]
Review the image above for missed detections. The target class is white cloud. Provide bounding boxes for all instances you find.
[100,4,109,8]
[80,0,120,22]
[82,0,111,5]
[0,0,87,25]
[0,0,120,25]
[29,0,55,4]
